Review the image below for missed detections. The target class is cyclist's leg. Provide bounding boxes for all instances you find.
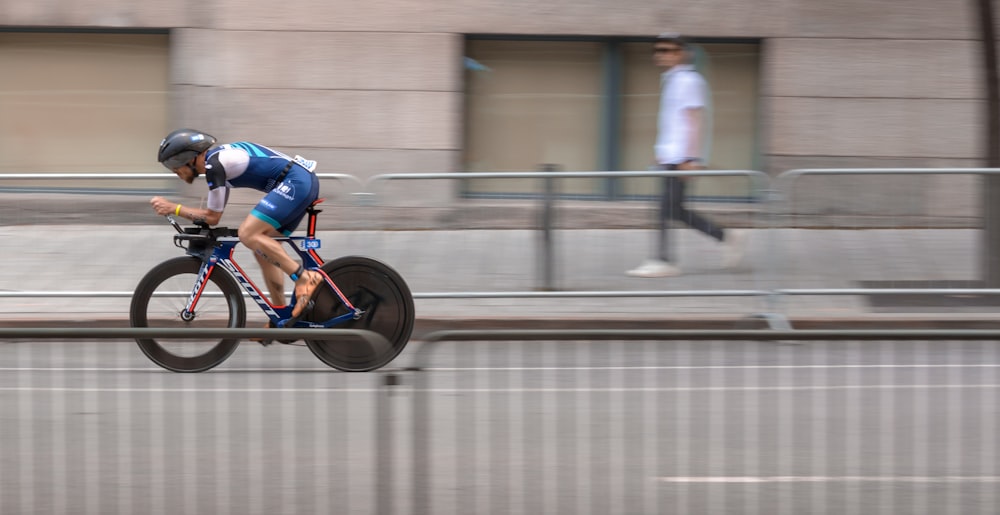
[240,215,298,287]
[249,224,287,305]
[242,168,321,318]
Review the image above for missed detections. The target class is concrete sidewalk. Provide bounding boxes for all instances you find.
[2,222,999,331]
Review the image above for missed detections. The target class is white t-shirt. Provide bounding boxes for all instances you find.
[655,64,710,166]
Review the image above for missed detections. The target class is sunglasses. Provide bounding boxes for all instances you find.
[654,47,683,54]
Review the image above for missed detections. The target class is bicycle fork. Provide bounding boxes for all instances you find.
[180,260,217,320]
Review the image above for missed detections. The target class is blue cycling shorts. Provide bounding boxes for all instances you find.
[249,165,320,235]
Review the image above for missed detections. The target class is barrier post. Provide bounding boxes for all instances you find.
[537,163,559,291]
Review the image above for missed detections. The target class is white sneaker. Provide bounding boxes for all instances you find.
[626,259,681,278]
[723,229,748,268]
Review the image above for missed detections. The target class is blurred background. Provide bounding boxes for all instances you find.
[3,1,1000,514]
[0,0,986,210]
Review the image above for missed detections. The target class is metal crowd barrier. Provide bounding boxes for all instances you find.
[400,330,1000,515]
[0,172,364,186]
[362,168,775,316]
[0,171,366,311]
[2,328,998,514]
[5,168,1000,328]
[771,168,1000,320]
[1,169,777,322]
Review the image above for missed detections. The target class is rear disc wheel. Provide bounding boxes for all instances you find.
[304,256,414,371]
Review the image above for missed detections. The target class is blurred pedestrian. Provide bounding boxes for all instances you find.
[627,33,746,278]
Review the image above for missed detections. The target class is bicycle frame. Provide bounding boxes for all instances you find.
[170,203,363,329]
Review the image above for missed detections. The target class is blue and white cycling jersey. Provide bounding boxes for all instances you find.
[203,141,320,234]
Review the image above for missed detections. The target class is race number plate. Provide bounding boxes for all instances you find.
[300,239,321,250]
[293,155,318,172]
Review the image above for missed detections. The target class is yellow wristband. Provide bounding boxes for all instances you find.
[174,204,182,216]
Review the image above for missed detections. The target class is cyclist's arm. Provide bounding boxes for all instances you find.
[177,204,223,226]
[149,196,223,225]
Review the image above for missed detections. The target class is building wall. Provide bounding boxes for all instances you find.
[169,29,464,181]
[0,0,986,182]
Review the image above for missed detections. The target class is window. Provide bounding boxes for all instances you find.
[0,31,169,190]
[462,37,760,200]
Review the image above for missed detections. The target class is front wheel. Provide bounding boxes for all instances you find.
[304,256,415,372]
[130,257,247,372]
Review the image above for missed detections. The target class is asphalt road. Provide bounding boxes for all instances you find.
[0,339,998,515]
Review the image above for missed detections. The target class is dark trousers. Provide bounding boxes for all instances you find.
[657,166,725,262]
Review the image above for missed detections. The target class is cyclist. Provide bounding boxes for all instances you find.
[150,128,323,320]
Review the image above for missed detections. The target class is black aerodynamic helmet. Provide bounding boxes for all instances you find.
[157,128,217,170]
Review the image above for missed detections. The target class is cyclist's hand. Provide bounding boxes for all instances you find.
[150,196,175,216]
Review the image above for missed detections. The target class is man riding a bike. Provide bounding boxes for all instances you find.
[150,128,323,319]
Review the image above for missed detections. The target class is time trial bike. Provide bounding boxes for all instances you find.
[129,199,415,373]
